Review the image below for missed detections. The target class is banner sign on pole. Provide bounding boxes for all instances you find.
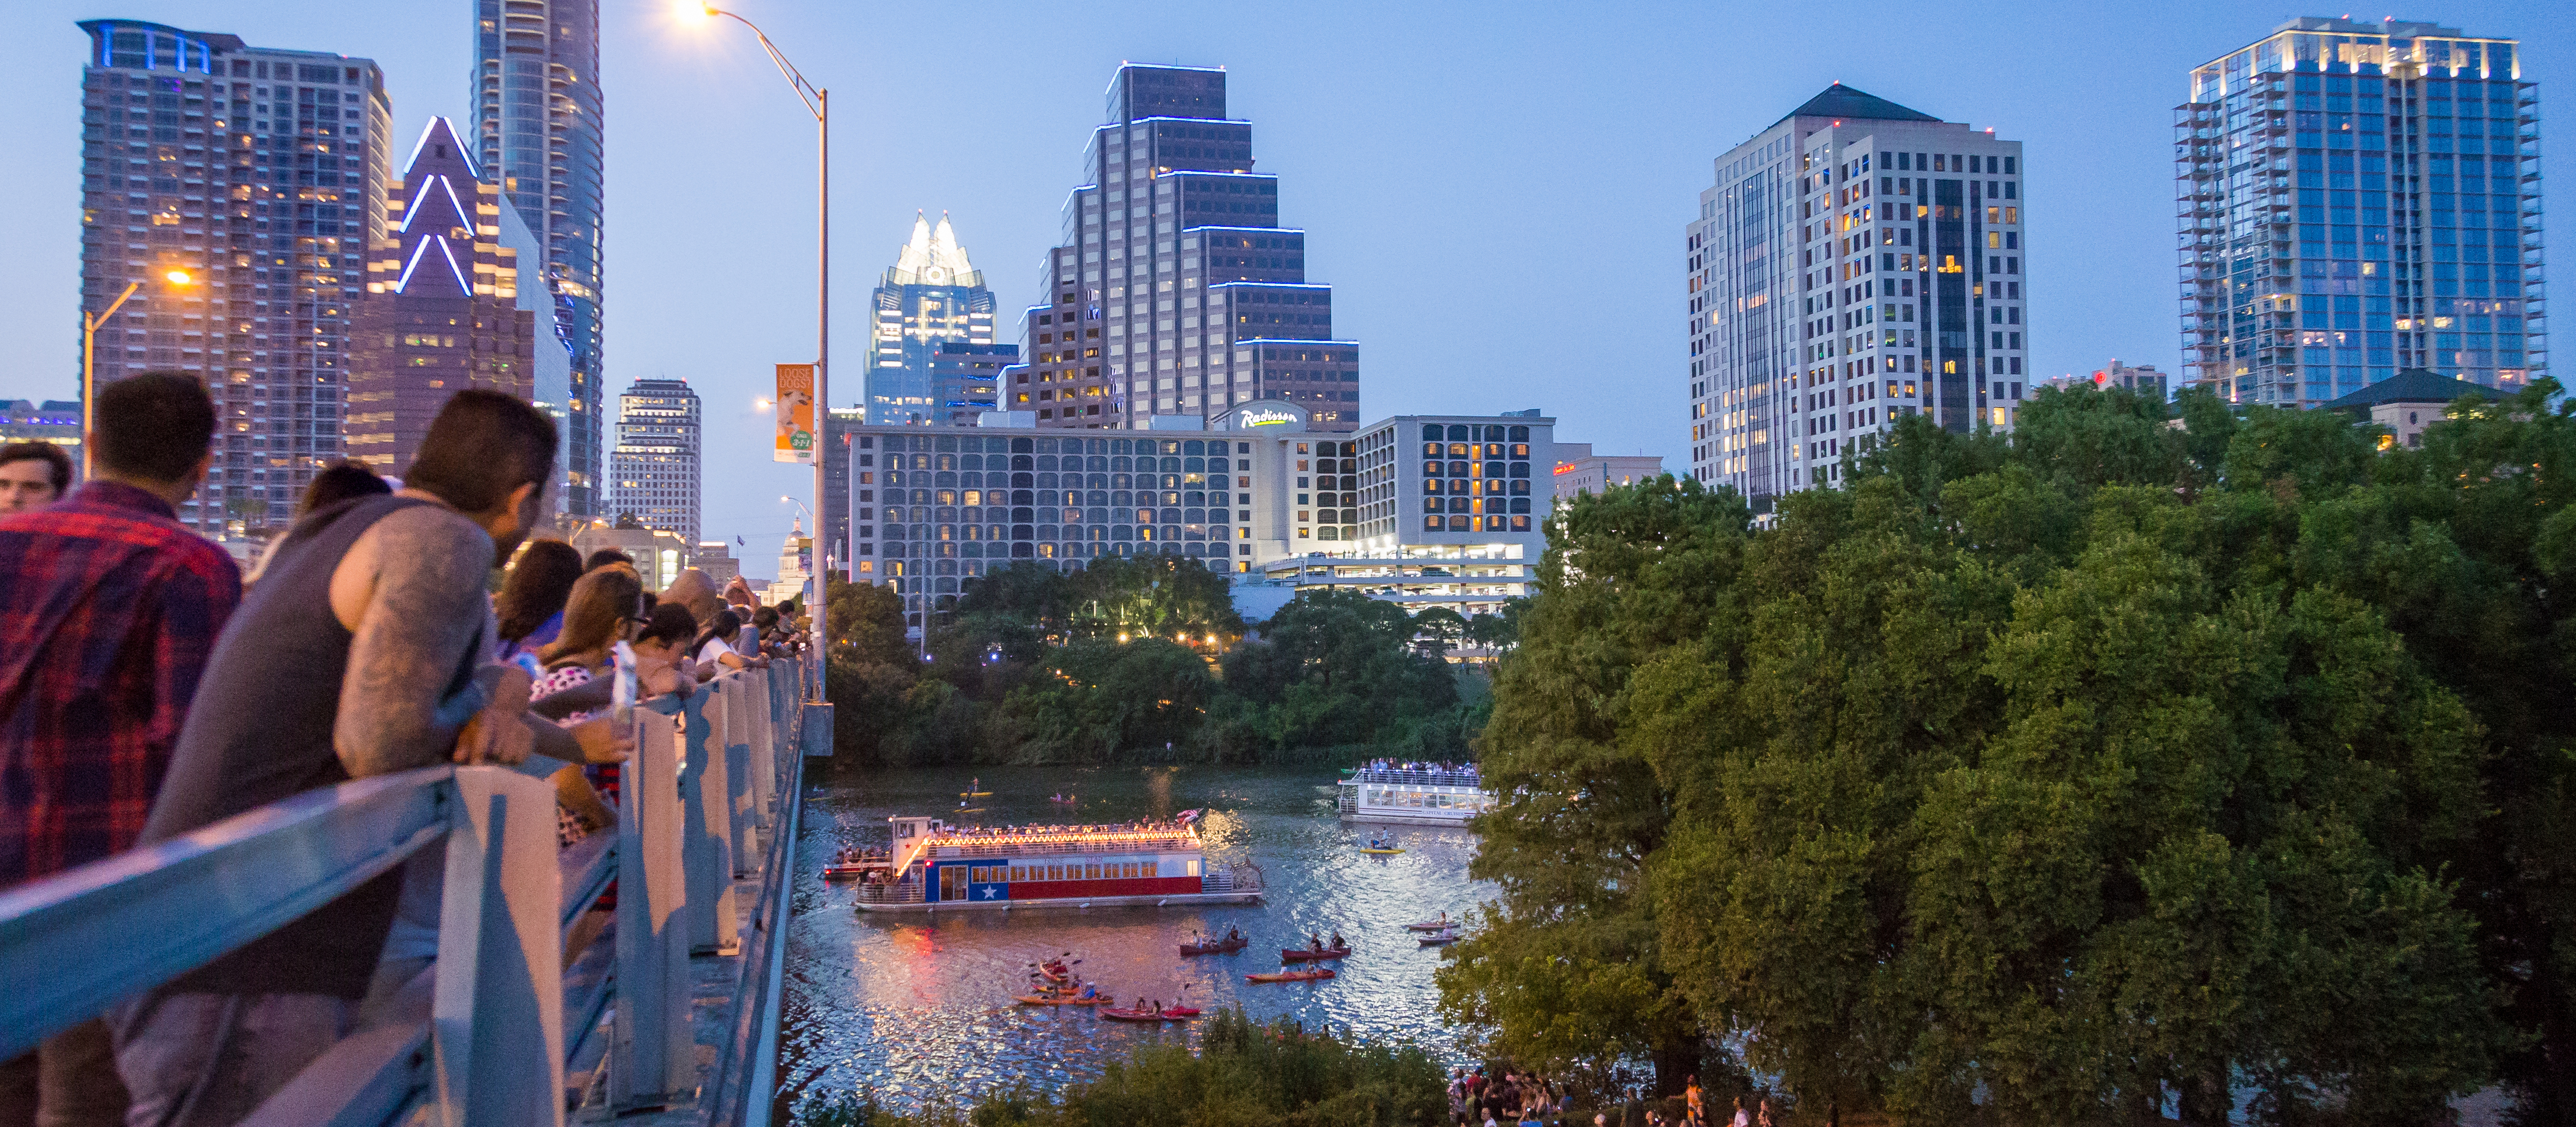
[775,363,815,463]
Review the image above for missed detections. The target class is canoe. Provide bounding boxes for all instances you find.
[1180,937,1248,956]
[1418,931,1462,946]
[1098,1008,1188,1022]
[1015,994,1105,1005]
[1163,1005,1203,1017]
[1246,968,1337,984]
[1404,920,1453,932]
[1359,847,1404,855]
[1280,947,1352,962]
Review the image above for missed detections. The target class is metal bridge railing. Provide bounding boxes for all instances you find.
[0,653,829,1127]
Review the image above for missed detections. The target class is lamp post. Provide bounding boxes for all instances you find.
[700,5,829,686]
[81,269,191,480]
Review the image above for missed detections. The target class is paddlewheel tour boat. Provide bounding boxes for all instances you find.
[1335,766,1493,826]
[847,811,1264,912]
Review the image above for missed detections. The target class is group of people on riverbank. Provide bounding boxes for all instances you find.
[0,382,804,1126]
[1451,1068,1564,1126]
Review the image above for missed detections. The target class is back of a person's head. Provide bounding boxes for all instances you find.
[297,459,390,517]
[639,602,697,649]
[405,389,557,513]
[752,606,780,631]
[95,371,215,483]
[0,441,74,496]
[662,568,722,622]
[540,566,644,664]
[498,538,585,643]
[584,548,634,573]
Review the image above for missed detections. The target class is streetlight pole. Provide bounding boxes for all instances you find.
[81,270,188,480]
[704,5,828,691]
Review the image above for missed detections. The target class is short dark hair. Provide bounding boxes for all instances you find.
[404,390,557,513]
[296,459,390,518]
[95,371,215,483]
[584,548,635,572]
[0,442,73,495]
[638,602,697,648]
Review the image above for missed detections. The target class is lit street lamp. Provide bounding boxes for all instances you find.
[690,2,830,690]
[82,269,191,479]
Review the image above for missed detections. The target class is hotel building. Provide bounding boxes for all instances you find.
[1015,65,1360,431]
[1685,85,2027,510]
[2177,17,2543,405]
[75,19,391,539]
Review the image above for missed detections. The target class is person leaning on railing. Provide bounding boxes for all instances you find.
[0,373,237,1127]
[111,391,635,1127]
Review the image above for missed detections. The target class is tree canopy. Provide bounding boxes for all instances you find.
[1445,381,2576,1124]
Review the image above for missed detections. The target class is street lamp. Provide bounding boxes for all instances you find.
[693,2,830,691]
[82,269,191,479]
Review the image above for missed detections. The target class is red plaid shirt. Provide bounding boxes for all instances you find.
[0,482,240,888]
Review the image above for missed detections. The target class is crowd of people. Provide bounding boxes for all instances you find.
[1446,1071,1775,1127]
[0,379,806,1126]
[1360,758,1482,779]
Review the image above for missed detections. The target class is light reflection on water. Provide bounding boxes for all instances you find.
[778,765,1488,1110]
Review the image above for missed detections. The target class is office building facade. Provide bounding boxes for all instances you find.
[76,20,391,540]
[1549,443,1666,501]
[868,213,998,425]
[475,0,605,512]
[1016,65,1360,432]
[349,117,536,475]
[928,342,1017,426]
[819,407,862,578]
[607,378,701,546]
[2177,18,2543,406]
[1685,85,2027,509]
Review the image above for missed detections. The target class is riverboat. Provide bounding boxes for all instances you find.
[1336,766,1494,826]
[847,814,1264,913]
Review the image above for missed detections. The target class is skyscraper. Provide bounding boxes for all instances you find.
[608,379,700,546]
[76,19,391,539]
[868,213,996,425]
[1017,64,1360,432]
[347,117,537,475]
[2177,18,2544,406]
[474,0,605,513]
[928,341,1017,425]
[1685,85,2028,508]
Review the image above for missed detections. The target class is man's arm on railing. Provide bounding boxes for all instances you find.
[331,505,501,777]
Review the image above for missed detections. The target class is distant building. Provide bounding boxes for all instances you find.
[2177,18,2543,407]
[694,540,739,588]
[868,213,996,426]
[607,378,701,546]
[2322,366,2506,448]
[349,117,537,475]
[1018,65,1360,432]
[2044,359,2171,402]
[1687,83,2029,509]
[1549,443,1665,501]
[1,401,84,463]
[476,0,605,512]
[775,516,813,605]
[929,342,1018,426]
[819,407,861,578]
[567,519,690,591]
[75,19,392,539]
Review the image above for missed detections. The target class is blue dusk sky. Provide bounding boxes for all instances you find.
[2,1,2566,576]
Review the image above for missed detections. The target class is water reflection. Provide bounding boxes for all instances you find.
[778,765,1488,1109]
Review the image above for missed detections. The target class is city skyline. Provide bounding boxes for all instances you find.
[5,1,2566,577]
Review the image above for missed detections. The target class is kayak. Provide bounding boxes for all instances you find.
[1404,919,1454,932]
[1418,931,1462,946]
[1015,994,1105,1005]
[959,791,993,797]
[1280,947,1352,962]
[1246,968,1337,984]
[1098,1008,1189,1022]
[955,807,985,813]
[1163,1005,1203,1017]
[1180,936,1248,956]
[1359,847,1404,855]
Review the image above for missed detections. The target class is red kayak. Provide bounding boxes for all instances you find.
[1247,968,1337,984]
[1163,1005,1203,1017]
[1280,946,1352,962]
[1180,936,1248,956]
[1099,1007,1190,1022]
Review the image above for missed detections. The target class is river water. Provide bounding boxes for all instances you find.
[776,765,1488,1110]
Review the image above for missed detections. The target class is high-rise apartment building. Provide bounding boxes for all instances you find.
[2177,18,2544,405]
[76,20,391,539]
[1016,65,1360,432]
[608,378,701,546]
[348,117,536,474]
[1685,85,2027,509]
[869,213,997,425]
[475,0,605,513]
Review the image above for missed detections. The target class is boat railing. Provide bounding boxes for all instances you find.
[929,833,1199,859]
[852,877,927,905]
[1348,768,1485,788]
[0,653,825,1127]
[1205,862,1264,894]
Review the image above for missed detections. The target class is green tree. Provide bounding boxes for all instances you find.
[1067,554,1245,641]
[1222,588,1457,751]
[826,576,914,667]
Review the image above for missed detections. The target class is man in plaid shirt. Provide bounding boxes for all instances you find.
[0,371,233,1126]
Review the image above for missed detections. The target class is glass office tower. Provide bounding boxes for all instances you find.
[868,212,997,425]
[1018,65,1360,431]
[75,19,391,541]
[474,0,604,512]
[2177,17,2544,405]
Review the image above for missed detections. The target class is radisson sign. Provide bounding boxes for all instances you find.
[1237,408,1298,428]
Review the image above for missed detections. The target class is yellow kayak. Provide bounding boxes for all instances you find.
[1359,847,1404,855]
[959,791,993,797]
